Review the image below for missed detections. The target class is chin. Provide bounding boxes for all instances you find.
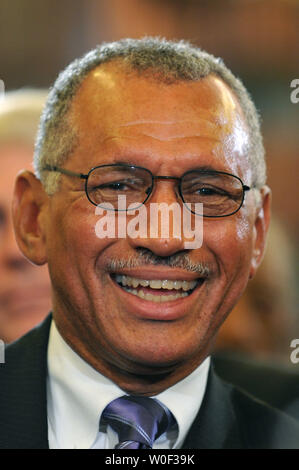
[115,342,200,374]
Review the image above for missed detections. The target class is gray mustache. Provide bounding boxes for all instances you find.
[106,249,211,277]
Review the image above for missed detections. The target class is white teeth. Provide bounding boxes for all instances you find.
[122,287,189,302]
[150,280,162,289]
[114,274,198,299]
[173,281,181,290]
[182,281,191,291]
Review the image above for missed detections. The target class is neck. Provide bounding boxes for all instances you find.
[54,313,210,396]
[79,349,208,396]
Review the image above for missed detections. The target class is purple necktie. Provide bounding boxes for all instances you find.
[101,395,176,449]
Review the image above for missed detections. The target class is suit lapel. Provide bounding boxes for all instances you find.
[182,365,243,449]
[0,315,52,449]
[2,319,244,449]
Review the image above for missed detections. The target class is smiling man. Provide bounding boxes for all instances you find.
[1,38,298,449]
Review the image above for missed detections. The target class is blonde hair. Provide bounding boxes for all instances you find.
[0,88,48,145]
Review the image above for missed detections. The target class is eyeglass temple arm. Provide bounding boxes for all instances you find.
[42,164,88,180]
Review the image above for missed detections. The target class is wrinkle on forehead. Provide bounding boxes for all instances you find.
[117,115,216,126]
[105,118,222,143]
[101,133,221,145]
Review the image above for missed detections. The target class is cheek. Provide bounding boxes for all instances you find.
[45,205,114,293]
[203,215,255,278]
[47,202,110,257]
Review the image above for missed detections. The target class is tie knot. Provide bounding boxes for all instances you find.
[101,395,175,449]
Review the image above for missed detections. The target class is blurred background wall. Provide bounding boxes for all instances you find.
[0,0,298,358]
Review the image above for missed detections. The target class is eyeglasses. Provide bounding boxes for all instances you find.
[43,163,251,218]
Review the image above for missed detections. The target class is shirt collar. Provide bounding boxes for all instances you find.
[155,356,210,448]
[47,319,210,449]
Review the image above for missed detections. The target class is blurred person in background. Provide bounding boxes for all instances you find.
[213,217,299,416]
[0,89,51,343]
[215,216,297,360]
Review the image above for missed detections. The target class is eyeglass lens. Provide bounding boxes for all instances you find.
[86,165,244,216]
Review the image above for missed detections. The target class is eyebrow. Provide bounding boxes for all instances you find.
[186,165,223,172]
[112,161,225,173]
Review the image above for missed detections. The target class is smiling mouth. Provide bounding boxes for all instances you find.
[112,274,202,303]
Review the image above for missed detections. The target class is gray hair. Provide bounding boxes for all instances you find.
[0,88,47,146]
[34,38,266,194]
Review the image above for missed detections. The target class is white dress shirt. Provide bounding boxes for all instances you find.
[47,319,210,449]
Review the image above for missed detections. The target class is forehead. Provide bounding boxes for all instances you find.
[72,62,243,123]
[68,63,250,176]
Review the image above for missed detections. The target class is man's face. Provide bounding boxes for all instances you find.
[0,144,51,342]
[39,65,267,393]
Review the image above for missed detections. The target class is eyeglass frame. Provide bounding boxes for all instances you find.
[42,163,251,218]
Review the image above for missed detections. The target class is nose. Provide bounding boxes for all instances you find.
[127,179,189,257]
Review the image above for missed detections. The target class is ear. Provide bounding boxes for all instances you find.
[12,170,48,265]
[249,185,271,279]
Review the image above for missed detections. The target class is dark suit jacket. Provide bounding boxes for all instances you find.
[213,351,299,420]
[1,315,299,449]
